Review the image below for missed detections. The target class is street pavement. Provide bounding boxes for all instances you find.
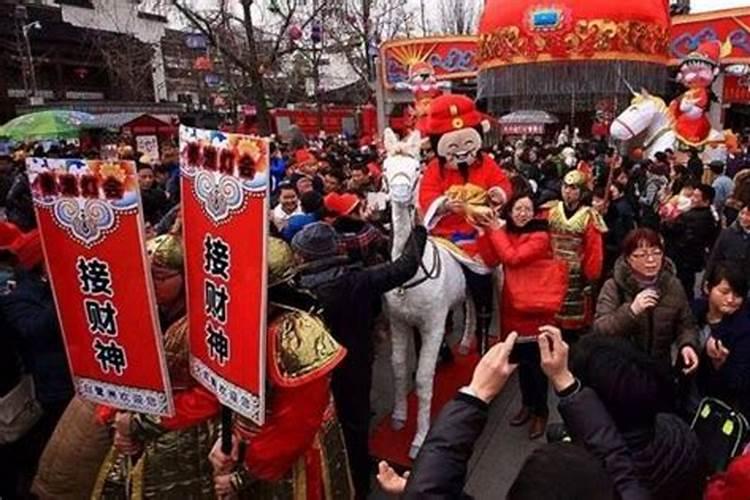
[369,321,562,499]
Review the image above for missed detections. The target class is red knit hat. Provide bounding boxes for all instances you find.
[425,94,484,135]
[294,149,316,166]
[324,193,360,217]
[10,230,44,270]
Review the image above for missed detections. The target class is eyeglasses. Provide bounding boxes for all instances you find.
[629,249,664,261]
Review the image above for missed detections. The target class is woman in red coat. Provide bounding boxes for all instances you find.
[480,193,566,439]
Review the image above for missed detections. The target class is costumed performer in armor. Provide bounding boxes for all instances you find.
[418,94,512,353]
[544,170,606,341]
[210,237,353,500]
[395,61,450,133]
[669,39,731,148]
[93,230,222,499]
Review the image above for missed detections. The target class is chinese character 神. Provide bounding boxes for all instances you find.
[203,235,230,280]
[205,280,229,323]
[77,257,113,296]
[85,299,118,336]
[93,338,127,375]
[206,323,230,366]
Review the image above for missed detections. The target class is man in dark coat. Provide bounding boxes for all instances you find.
[663,184,720,299]
[0,230,73,498]
[292,221,427,499]
[382,328,650,500]
[706,204,750,293]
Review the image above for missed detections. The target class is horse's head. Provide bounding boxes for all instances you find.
[610,90,668,141]
[382,128,422,205]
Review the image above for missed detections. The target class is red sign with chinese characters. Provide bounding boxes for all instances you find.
[180,126,268,425]
[26,158,173,417]
[501,123,545,136]
[724,75,750,104]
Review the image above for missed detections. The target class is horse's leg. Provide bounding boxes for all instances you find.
[458,296,476,355]
[390,316,411,431]
[409,315,446,459]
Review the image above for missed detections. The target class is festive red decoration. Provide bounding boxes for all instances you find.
[477,0,670,68]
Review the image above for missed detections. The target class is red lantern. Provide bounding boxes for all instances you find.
[289,25,303,41]
[193,56,213,72]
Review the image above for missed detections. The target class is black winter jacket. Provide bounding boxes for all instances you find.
[404,387,655,500]
[0,270,73,406]
[297,226,426,367]
[664,206,719,272]
[706,221,750,291]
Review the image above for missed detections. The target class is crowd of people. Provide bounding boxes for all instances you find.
[1,119,749,500]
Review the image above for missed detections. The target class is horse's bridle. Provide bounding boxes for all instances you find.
[382,159,442,295]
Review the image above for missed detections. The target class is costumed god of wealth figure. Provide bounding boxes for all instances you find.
[418,94,512,352]
[670,39,732,147]
[396,61,450,132]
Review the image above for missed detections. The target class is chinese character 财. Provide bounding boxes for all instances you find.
[206,323,230,366]
[205,280,229,323]
[93,338,127,375]
[77,257,113,296]
[203,235,230,280]
[85,299,118,336]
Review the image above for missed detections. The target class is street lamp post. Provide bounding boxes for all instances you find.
[22,21,42,102]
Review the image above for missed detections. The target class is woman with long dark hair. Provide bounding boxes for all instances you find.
[480,192,566,439]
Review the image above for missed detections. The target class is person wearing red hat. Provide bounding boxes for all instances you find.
[418,93,512,352]
[670,40,731,147]
[325,193,388,266]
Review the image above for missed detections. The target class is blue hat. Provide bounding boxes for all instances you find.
[291,222,338,260]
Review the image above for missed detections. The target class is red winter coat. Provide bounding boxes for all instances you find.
[480,222,561,337]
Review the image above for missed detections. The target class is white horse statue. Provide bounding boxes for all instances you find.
[610,89,727,163]
[382,128,474,459]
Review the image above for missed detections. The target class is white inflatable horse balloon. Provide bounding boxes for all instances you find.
[610,89,727,163]
[382,128,473,459]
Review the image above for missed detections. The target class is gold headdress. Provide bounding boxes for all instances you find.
[269,237,296,287]
[147,233,184,271]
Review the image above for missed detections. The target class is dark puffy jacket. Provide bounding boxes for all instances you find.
[0,270,73,406]
[5,170,36,231]
[298,227,426,367]
[561,387,705,500]
[404,388,650,500]
[692,299,750,418]
[664,206,719,272]
[706,221,750,291]
[593,257,699,368]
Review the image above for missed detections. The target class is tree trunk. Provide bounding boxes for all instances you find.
[240,0,272,135]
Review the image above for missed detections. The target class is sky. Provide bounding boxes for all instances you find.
[692,0,750,11]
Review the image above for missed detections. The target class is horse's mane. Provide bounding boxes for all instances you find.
[631,93,675,127]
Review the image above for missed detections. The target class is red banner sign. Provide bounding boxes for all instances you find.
[723,75,750,104]
[180,126,268,425]
[26,158,173,416]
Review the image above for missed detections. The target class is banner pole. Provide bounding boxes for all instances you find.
[221,405,233,455]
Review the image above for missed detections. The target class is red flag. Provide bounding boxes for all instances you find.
[26,158,173,417]
[180,126,269,425]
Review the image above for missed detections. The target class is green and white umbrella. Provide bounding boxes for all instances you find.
[0,110,95,141]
